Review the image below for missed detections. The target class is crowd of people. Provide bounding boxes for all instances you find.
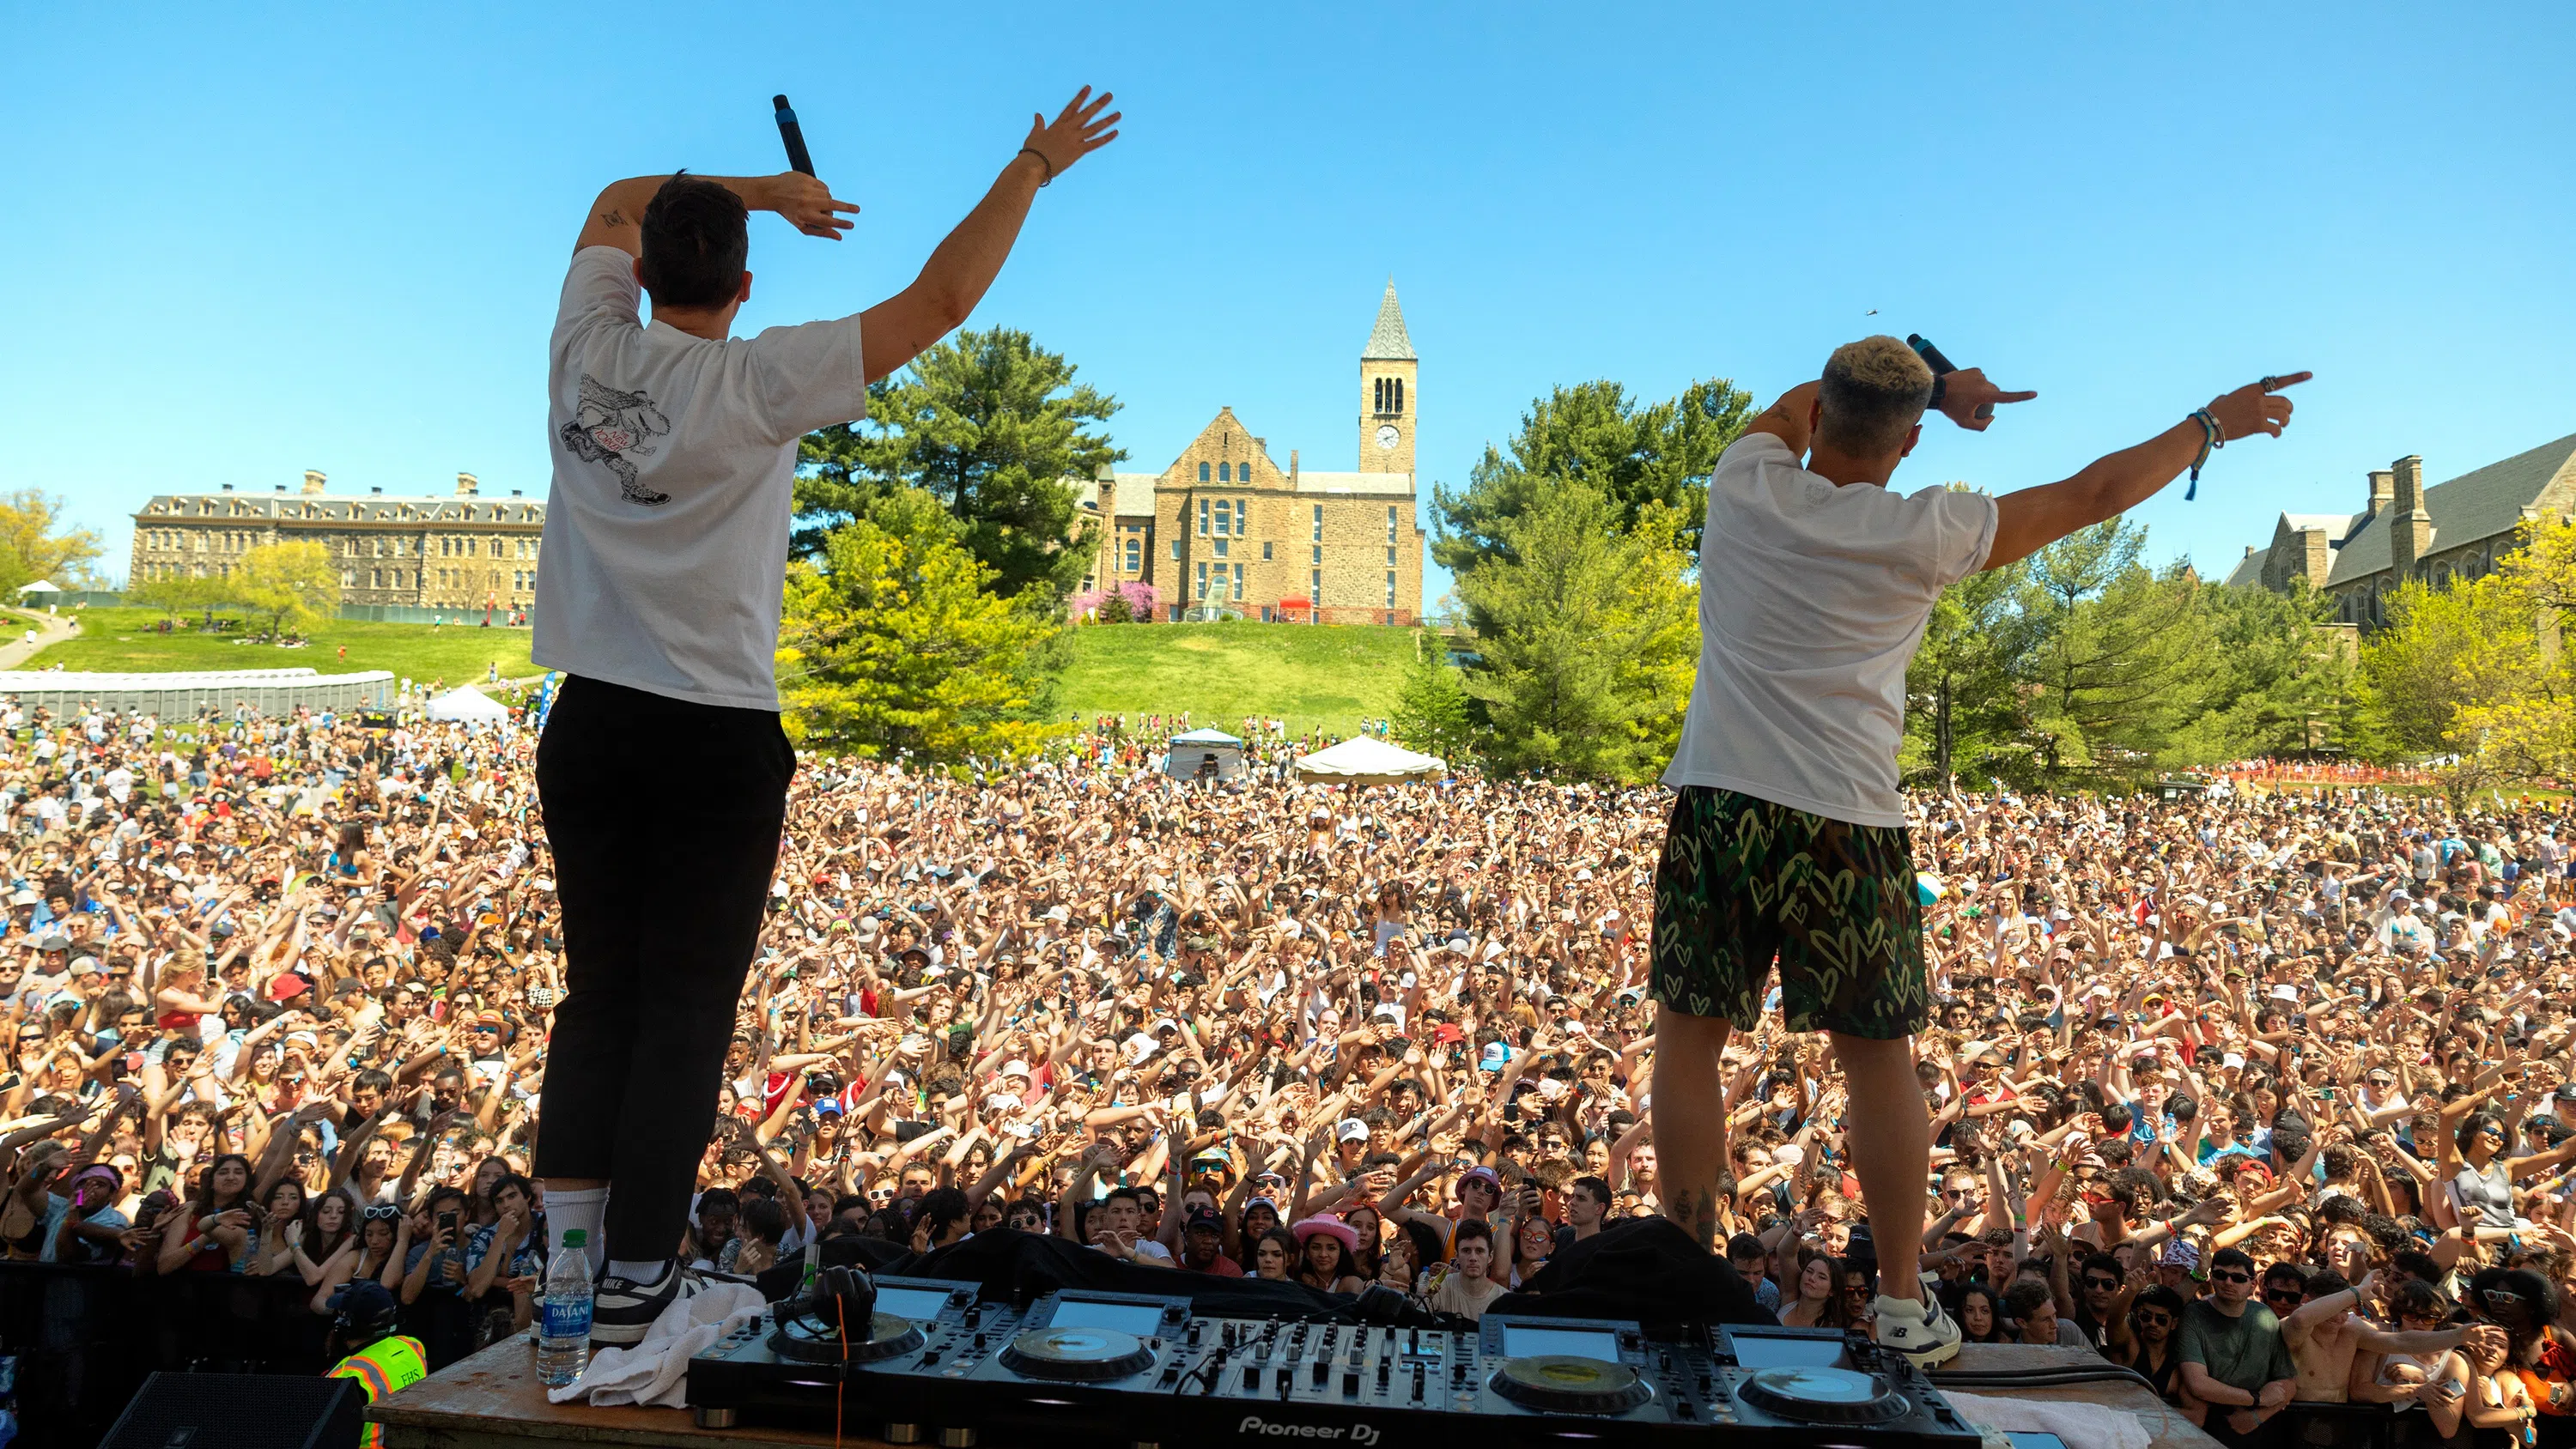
[9,692,2576,1447]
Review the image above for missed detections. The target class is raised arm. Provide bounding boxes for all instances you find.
[574,173,854,259]
[856,89,1120,383]
[1983,375,2307,571]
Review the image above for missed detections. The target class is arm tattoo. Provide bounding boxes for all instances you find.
[598,209,628,227]
[1666,1185,1721,1252]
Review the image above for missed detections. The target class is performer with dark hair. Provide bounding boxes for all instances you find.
[1648,335,2306,1366]
[531,89,1119,1347]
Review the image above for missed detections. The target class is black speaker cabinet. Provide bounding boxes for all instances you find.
[100,1372,363,1449]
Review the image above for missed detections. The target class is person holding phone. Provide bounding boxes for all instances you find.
[529,88,1121,1347]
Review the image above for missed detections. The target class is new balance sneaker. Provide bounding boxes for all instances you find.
[591,1259,702,1349]
[1873,1282,1961,1368]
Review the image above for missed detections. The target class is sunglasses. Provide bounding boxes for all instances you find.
[2084,1276,2122,1291]
[2210,1268,2253,1284]
[2263,1287,2303,1303]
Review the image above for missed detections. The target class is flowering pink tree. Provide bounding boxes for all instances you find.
[1071,580,1159,622]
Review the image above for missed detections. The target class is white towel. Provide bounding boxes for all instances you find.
[545,1282,768,1409]
[1941,1389,2154,1449]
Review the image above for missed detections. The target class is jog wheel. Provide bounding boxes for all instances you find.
[1489,1355,1654,1415]
[997,1326,1157,1381]
[1737,1366,1911,1424]
[769,1308,926,1365]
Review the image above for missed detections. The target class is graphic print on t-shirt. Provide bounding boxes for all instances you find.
[557,373,672,506]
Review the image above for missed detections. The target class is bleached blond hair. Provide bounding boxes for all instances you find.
[1818,335,1935,457]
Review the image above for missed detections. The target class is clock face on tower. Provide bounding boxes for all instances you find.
[1376,424,1400,452]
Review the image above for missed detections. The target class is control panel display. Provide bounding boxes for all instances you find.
[1048,1299,1169,1337]
[1500,1325,1622,1361]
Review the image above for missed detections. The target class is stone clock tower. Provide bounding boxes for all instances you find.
[1358,280,1417,475]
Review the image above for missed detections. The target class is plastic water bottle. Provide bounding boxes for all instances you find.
[536,1229,593,1387]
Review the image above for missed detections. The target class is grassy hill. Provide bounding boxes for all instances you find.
[27,608,1426,742]
[25,606,534,690]
[1052,621,1425,739]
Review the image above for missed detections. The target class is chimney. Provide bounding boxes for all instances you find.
[2245,544,2256,557]
[2368,468,2395,515]
[457,471,479,497]
[1289,449,1299,478]
[301,469,327,494]
[2391,454,2432,578]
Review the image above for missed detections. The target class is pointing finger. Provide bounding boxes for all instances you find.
[2258,372,2314,392]
[1995,389,2039,403]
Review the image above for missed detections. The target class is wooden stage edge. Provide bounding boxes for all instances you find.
[372,1337,2215,1449]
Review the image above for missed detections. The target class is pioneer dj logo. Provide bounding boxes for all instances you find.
[1235,1416,1380,1445]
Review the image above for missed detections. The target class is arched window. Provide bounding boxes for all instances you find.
[1373,378,1385,413]
[1199,462,1210,482]
[1392,378,1403,416]
[1218,462,1230,482]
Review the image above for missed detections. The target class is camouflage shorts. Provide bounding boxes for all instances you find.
[1649,786,1928,1039]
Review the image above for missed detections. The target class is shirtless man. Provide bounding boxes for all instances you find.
[2280,1269,2501,1404]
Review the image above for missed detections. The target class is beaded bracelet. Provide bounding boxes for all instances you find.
[2185,409,2224,501]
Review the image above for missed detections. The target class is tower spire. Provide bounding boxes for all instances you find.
[1363,279,1416,361]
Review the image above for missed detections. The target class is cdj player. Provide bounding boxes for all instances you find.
[688,1272,1026,1440]
[690,1273,2016,1449]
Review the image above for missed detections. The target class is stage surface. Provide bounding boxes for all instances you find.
[370,1337,2214,1449]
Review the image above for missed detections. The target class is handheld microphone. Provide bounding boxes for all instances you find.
[1906,334,1992,420]
[774,94,816,177]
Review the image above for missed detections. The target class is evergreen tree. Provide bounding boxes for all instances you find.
[1431,378,1751,576]
[776,488,1064,761]
[1454,486,1697,783]
[1388,631,1474,763]
[1902,544,2029,787]
[793,327,1121,600]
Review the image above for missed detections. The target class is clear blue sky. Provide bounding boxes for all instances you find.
[5,3,2570,602]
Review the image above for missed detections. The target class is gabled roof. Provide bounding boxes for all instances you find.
[2280,512,2364,544]
[2326,433,2576,587]
[2221,550,2266,588]
[1363,280,1416,361]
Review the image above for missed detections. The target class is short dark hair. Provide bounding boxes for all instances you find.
[1453,1218,1493,1251]
[2211,1246,2256,1274]
[1569,1174,1612,1209]
[639,175,749,310]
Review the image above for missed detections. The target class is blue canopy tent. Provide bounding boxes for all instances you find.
[1162,727,1245,782]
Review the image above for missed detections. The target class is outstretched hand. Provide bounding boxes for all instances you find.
[1937,369,2038,433]
[1022,88,1121,183]
[2208,373,2312,441]
[767,173,858,241]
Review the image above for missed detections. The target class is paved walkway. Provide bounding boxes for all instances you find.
[0,609,81,670]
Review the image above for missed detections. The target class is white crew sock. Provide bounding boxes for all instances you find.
[608,1258,671,1287]
[544,1187,606,1276]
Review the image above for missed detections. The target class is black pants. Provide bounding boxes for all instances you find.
[531,675,793,1264]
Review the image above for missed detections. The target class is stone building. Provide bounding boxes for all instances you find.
[1076,282,1426,624]
[2222,432,2576,628]
[130,470,546,614]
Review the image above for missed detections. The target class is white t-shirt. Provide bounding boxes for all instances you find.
[532,246,868,710]
[1662,433,1996,827]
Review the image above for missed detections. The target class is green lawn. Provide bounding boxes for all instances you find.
[1053,621,1425,739]
[25,607,535,692]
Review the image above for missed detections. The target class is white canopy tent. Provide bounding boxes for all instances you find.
[424,684,510,724]
[1294,736,1445,785]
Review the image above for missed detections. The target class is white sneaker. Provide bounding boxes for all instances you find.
[1872,1284,1961,1369]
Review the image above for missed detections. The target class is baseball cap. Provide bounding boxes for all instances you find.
[1478,1041,1512,1072]
[1185,1206,1224,1232]
[1001,1059,1033,1080]
[1335,1118,1370,1143]
[265,973,313,1002]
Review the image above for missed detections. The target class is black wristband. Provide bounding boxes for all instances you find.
[1929,373,1948,411]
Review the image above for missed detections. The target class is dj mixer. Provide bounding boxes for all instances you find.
[690,1271,2020,1449]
